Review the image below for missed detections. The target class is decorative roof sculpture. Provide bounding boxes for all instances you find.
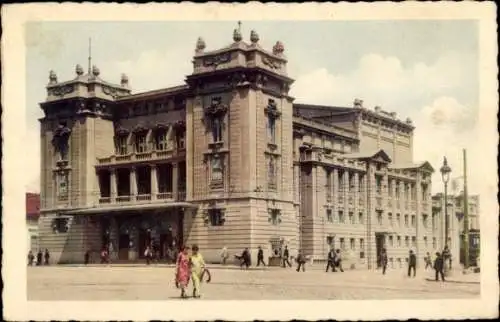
[121,73,129,87]
[75,64,84,76]
[49,70,58,84]
[233,21,243,42]
[272,41,284,56]
[250,30,260,44]
[195,37,206,54]
[92,65,100,77]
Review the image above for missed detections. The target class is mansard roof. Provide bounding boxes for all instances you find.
[116,84,189,102]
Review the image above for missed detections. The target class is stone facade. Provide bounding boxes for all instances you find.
[37,27,451,266]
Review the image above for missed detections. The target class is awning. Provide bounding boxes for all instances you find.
[61,202,198,216]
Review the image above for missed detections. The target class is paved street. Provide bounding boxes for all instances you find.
[28,264,480,301]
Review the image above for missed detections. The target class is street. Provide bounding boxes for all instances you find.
[28,264,480,300]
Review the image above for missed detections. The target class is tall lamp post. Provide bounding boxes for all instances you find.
[440,157,452,274]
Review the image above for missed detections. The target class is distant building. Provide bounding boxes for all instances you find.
[26,193,40,252]
[37,26,445,267]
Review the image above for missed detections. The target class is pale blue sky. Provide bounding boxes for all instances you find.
[25,20,479,194]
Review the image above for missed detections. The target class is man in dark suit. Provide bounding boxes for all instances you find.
[434,252,445,282]
[282,246,292,268]
[380,248,388,275]
[325,248,336,272]
[408,250,417,277]
[256,246,266,267]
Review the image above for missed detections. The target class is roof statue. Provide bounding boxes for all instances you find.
[92,65,100,77]
[250,30,260,44]
[353,98,363,108]
[195,37,206,54]
[121,73,129,87]
[49,70,58,84]
[233,21,243,42]
[406,117,413,125]
[374,106,381,112]
[75,64,84,76]
[272,41,284,56]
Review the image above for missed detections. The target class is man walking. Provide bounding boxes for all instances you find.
[296,250,306,272]
[256,246,266,267]
[334,249,344,272]
[325,248,336,272]
[434,252,445,282]
[408,250,417,277]
[424,252,432,270]
[282,246,292,268]
[380,248,388,275]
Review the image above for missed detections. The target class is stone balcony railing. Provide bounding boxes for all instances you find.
[98,191,187,205]
[97,149,184,166]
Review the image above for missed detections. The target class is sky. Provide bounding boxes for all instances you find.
[25,20,481,196]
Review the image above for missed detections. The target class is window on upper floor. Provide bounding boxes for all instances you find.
[359,238,365,250]
[269,209,281,226]
[338,211,345,223]
[388,181,393,196]
[268,156,277,190]
[404,214,409,227]
[326,209,333,223]
[340,238,346,250]
[411,215,416,227]
[155,129,169,151]
[377,211,383,225]
[405,236,409,247]
[388,213,393,226]
[376,176,382,193]
[424,236,428,247]
[422,214,428,228]
[57,172,69,199]
[395,182,400,199]
[411,236,416,247]
[396,213,401,225]
[209,209,225,226]
[432,237,437,249]
[325,169,332,200]
[176,129,185,149]
[350,238,355,250]
[397,236,402,247]
[389,236,394,247]
[135,133,147,153]
[358,212,364,224]
[348,212,355,224]
[116,135,128,155]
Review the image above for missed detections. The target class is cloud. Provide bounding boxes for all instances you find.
[291,53,483,194]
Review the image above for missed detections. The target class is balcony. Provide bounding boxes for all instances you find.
[97,149,181,166]
[97,191,186,206]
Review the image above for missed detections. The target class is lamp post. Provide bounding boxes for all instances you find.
[440,157,452,275]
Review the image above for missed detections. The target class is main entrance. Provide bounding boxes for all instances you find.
[100,208,186,262]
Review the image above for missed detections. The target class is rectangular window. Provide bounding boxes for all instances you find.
[348,212,354,224]
[210,155,224,188]
[422,214,428,228]
[326,209,333,223]
[338,211,345,223]
[57,172,69,199]
[376,176,382,193]
[389,236,394,247]
[268,156,277,190]
[396,213,401,226]
[326,236,334,247]
[209,209,224,226]
[395,182,400,199]
[377,211,383,225]
[116,135,128,155]
[404,215,409,227]
[411,215,416,227]
[411,236,416,247]
[388,181,393,196]
[360,238,365,250]
[424,236,428,247]
[269,209,281,225]
[397,236,402,247]
[325,170,332,201]
[398,258,402,268]
[405,236,409,247]
[433,237,437,249]
[350,238,355,250]
[155,129,168,151]
[135,133,147,153]
[340,238,345,250]
[358,212,364,224]
[388,213,393,226]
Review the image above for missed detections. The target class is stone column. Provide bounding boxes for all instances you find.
[151,164,158,200]
[354,172,359,213]
[110,169,117,202]
[172,162,179,199]
[333,168,339,208]
[130,166,137,201]
[343,169,349,212]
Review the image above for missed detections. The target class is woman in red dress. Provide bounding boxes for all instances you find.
[175,246,190,298]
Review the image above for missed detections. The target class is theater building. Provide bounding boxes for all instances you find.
[38,27,446,267]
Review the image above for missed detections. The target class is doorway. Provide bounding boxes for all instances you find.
[138,229,152,259]
[375,233,385,268]
[118,234,130,260]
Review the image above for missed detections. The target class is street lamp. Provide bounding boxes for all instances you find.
[440,157,452,274]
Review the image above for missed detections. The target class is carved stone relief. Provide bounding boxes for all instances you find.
[203,53,231,67]
[52,123,72,161]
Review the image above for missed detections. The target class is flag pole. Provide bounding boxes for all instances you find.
[463,149,470,269]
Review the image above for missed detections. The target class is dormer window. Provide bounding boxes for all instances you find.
[116,135,128,155]
[135,133,147,153]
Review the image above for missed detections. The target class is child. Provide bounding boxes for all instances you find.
[175,246,190,298]
[190,244,205,298]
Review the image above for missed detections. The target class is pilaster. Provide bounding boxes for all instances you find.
[130,167,137,201]
[151,164,158,201]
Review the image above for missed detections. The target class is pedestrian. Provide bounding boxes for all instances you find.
[44,249,50,265]
[380,248,388,275]
[296,250,306,272]
[175,246,191,298]
[220,246,229,265]
[36,250,43,266]
[257,246,266,267]
[100,248,108,264]
[282,245,292,268]
[325,248,336,272]
[238,248,251,269]
[28,250,35,266]
[442,246,451,270]
[84,250,90,265]
[408,250,417,277]
[334,249,344,272]
[144,246,152,265]
[424,252,432,270]
[190,244,205,298]
[434,252,445,282]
